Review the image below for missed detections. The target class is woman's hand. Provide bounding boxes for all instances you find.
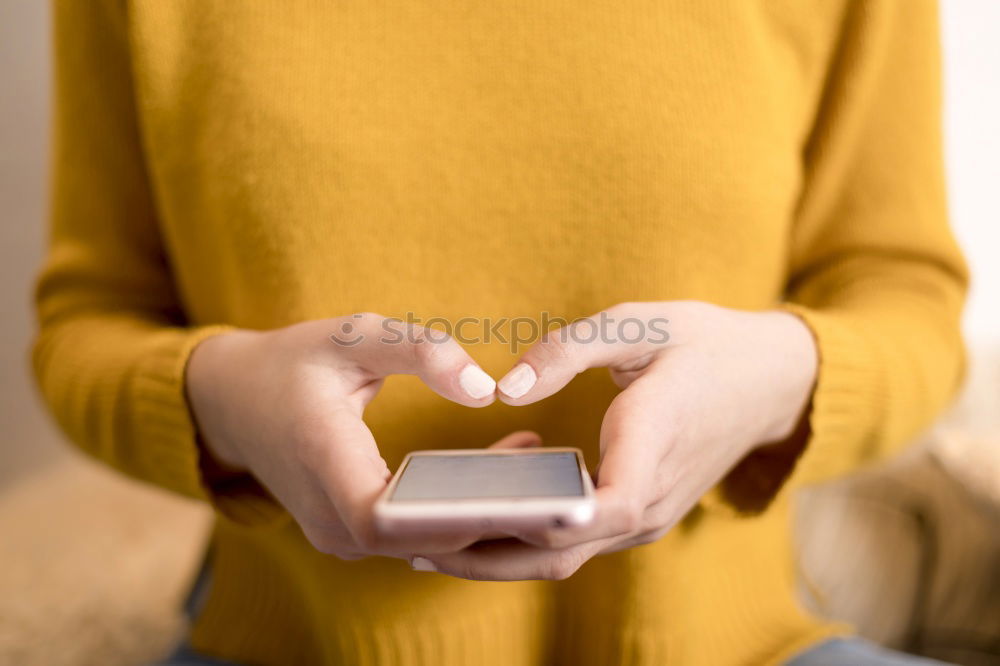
[186,313,529,561]
[411,301,819,580]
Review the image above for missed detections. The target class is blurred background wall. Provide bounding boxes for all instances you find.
[942,0,1000,346]
[1,2,998,485]
[0,0,58,488]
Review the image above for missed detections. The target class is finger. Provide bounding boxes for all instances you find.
[597,525,672,555]
[496,303,672,405]
[487,430,543,449]
[506,482,637,550]
[593,374,670,509]
[414,536,611,582]
[305,405,392,547]
[309,407,487,556]
[485,427,634,550]
[593,489,688,555]
[330,313,497,406]
[521,376,672,553]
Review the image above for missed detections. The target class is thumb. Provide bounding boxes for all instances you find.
[496,305,670,406]
[488,430,543,449]
[333,314,498,407]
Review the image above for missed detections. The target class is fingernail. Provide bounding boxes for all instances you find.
[410,556,437,572]
[498,363,537,399]
[459,364,496,400]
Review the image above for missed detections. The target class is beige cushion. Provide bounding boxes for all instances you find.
[795,345,1000,665]
[0,454,210,666]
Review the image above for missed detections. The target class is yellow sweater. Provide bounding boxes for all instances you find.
[35,1,967,664]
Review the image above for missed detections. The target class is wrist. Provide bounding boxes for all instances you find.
[757,310,818,444]
[186,329,257,472]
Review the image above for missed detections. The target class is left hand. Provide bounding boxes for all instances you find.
[410,301,818,581]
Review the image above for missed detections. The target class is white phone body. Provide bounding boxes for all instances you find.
[374,447,596,535]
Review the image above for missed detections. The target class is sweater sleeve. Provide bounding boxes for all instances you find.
[703,0,968,514]
[33,0,285,527]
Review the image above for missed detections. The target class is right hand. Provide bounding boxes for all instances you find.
[185,313,524,560]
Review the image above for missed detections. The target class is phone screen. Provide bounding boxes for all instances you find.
[390,451,584,501]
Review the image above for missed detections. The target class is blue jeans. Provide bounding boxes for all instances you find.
[154,645,236,666]
[785,638,953,666]
[156,637,955,665]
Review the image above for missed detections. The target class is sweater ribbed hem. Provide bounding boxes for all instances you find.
[191,525,554,665]
[778,304,882,483]
[189,505,851,665]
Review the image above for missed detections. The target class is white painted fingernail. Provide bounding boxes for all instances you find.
[411,556,437,572]
[459,364,496,400]
[498,363,537,399]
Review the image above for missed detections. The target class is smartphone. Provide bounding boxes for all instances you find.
[374,447,595,534]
